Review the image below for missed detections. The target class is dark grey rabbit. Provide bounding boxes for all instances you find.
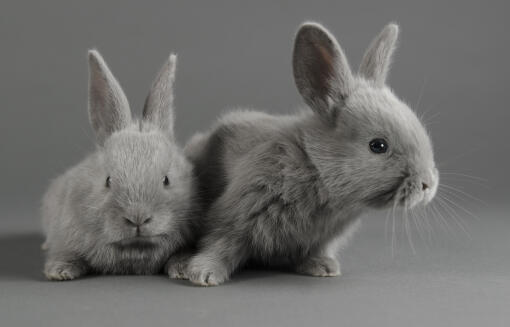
[41,50,194,280]
[178,22,439,286]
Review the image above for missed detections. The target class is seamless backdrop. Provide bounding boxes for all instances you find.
[1,0,508,211]
[0,1,509,326]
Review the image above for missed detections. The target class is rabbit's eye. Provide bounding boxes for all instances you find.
[105,176,111,188]
[369,138,388,154]
[163,176,170,187]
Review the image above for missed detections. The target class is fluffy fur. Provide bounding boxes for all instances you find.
[176,22,439,286]
[41,50,195,280]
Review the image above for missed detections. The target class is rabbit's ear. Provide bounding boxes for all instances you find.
[142,54,177,139]
[88,50,131,145]
[359,23,399,86]
[293,22,354,122]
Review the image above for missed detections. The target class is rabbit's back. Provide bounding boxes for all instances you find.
[188,110,303,210]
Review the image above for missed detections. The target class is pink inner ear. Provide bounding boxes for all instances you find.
[317,43,334,71]
[312,42,336,97]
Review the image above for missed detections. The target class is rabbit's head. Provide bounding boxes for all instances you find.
[87,50,192,244]
[293,23,438,209]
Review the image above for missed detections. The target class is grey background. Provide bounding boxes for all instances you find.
[1,0,508,326]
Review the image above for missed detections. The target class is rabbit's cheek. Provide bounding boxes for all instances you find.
[105,223,127,243]
[149,221,171,236]
[396,179,421,209]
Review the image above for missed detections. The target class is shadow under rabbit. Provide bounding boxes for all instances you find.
[0,233,345,285]
[0,233,45,281]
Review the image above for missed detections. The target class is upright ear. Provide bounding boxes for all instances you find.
[88,50,131,145]
[142,54,177,139]
[359,23,399,86]
[293,22,354,122]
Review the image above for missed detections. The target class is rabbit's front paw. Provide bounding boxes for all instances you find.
[188,257,228,286]
[44,261,83,281]
[296,256,341,277]
[165,253,191,280]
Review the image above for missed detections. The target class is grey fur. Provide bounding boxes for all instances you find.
[41,50,194,280]
[293,22,354,123]
[181,22,439,286]
[88,50,132,145]
[359,23,399,86]
[143,54,177,140]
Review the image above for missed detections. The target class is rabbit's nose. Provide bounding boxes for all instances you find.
[422,182,429,190]
[123,216,153,227]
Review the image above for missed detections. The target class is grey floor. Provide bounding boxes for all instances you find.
[1,1,508,325]
[1,206,508,327]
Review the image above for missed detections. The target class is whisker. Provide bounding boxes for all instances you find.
[430,199,455,235]
[422,203,437,240]
[438,192,480,222]
[409,208,420,239]
[384,205,392,244]
[435,194,472,238]
[414,206,429,243]
[391,199,398,257]
[422,110,441,125]
[421,205,435,243]
[440,184,487,206]
[410,207,426,245]
[440,172,488,182]
[436,199,471,240]
[404,202,416,254]
[439,176,489,189]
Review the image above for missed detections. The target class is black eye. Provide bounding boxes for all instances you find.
[163,176,170,187]
[369,138,388,154]
[105,176,111,188]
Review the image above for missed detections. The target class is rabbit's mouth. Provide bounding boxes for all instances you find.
[367,174,435,209]
[397,186,421,208]
[396,179,436,209]
[395,168,439,208]
[368,178,405,208]
[114,236,160,249]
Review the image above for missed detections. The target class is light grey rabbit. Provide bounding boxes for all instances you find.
[41,50,194,280]
[179,22,439,286]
